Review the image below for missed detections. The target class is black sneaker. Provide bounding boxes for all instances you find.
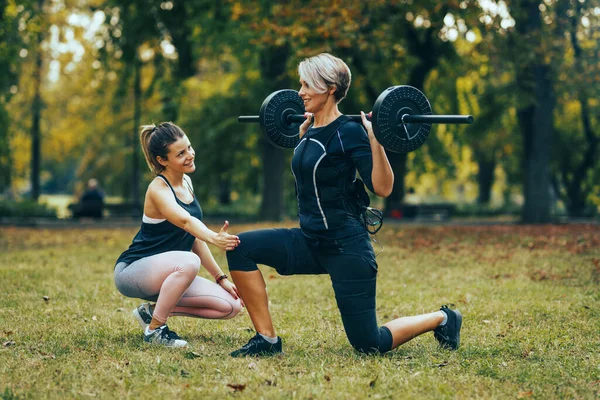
[144,325,188,348]
[433,305,462,350]
[230,333,283,357]
[133,303,153,330]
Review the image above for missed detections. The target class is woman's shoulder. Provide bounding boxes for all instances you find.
[147,176,170,194]
[338,118,368,140]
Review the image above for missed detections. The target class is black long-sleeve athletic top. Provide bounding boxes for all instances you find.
[291,115,374,234]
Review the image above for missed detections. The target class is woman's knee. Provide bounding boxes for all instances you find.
[177,252,200,276]
[223,297,242,319]
[226,233,259,272]
[346,326,393,355]
[347,333,380,355]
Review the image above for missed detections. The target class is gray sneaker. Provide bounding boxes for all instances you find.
[133,303,153,330]
[144,325,188,348]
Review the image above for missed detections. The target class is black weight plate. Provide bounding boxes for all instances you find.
[259,89,304,149]
[372,85,432,153]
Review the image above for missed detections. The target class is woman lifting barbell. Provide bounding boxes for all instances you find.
[227,53,462,356]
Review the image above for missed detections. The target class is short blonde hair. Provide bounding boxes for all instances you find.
[298,53,351,103]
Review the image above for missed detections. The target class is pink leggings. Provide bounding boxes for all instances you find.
[114,251,241,324]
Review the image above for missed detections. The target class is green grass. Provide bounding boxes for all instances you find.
[1,223,599,399]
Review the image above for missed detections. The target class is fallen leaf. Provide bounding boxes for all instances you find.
[3,341,15,347]
[227,384,246,392]
[369,376,379,387]
[435,362,448,368]
[92,316,98,321]
[43,296,49,302]
[186,351,202,359]
[180,370,189,377]
[324,375,331,382]
[517,391,533,398]
[483,320,491,324]
[248,362,257,370]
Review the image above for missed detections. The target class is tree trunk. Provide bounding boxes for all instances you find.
[384,151,407,216]
[563,1,598,217]
[0,0,12,193]
[519,64,554,223]
[218,176,231,205]
[131,57,142,209]
[0,107,11,194]
[476,159,496,205]
[30,0,45,201]
[516,2,554,223]
[258,43,290,221]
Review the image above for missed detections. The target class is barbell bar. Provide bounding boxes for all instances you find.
[238,114,473,124]
[238,85,473,153]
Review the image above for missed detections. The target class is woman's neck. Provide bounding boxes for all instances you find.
[312,102,342,128]
[160,170,184,186]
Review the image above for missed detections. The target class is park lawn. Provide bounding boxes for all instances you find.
[0,223,598,399]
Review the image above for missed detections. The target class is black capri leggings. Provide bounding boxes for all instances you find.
[226,224,393,354]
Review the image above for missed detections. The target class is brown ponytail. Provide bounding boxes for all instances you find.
[140,122,186,175]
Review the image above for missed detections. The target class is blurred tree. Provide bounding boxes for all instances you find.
[214,0,299,220]
[29,0,45,201]
[100,0,172,206]
[553,0,599,216]
[456,21,517,206]
[510,0,560,223]
[0,0,24,194]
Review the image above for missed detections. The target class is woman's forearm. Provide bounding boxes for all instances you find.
[192,240,224,279]
[182,217,218,245]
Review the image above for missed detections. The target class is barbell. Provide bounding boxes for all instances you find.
[238,85,473,153]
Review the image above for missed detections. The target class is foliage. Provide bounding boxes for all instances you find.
[0,0,598,217]
[0,224,599,398]
[0,198,57,217]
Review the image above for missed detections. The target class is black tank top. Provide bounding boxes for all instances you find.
[115,174,203,266]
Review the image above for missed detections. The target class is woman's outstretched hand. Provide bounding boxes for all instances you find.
[211,220,240,251]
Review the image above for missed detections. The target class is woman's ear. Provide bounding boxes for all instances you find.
[329,85,337,96]
[157,156,168,167]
